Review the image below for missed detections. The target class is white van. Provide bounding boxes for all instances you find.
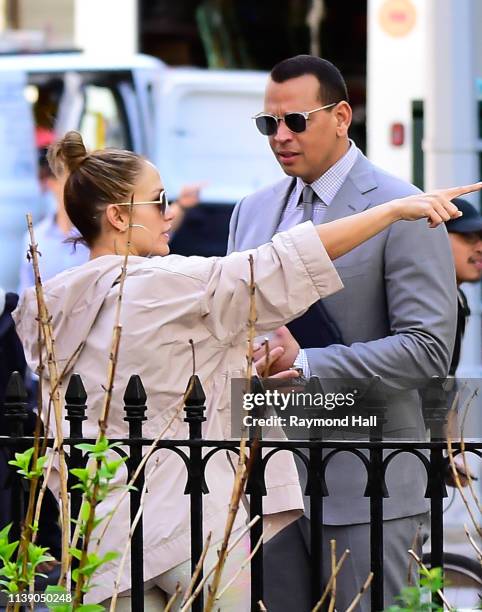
[0,52,282,291]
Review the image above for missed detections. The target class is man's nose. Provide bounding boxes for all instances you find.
[273,119,293,143]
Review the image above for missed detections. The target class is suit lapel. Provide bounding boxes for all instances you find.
[322,151,378,223]
[249,178,295,247]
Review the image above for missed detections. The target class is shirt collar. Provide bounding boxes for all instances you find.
[294,140,359,206]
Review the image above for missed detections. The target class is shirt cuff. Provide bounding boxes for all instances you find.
[294,349,311,378]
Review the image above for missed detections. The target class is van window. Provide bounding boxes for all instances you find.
[79,84,129,149]
[25,72,132,150]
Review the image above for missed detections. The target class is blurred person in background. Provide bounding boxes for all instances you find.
[17,131,89,296]
[445,198,482,376]
[444,199,482,488]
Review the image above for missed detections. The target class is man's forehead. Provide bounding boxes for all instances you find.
[264,75,321,108]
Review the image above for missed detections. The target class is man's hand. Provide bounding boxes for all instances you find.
[253,326,300,375]
[177,182,206,209]
[169,182,206,232]
[254,346,300,379]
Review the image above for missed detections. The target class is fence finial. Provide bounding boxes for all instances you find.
[65,373,88,430]
[123,374,148,425]
[184,375,206,440]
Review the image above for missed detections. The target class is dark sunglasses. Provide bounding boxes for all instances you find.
[252,102,337,136]
[117,190,169,216]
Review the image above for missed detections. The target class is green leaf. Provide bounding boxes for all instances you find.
[74,443,98,453]
[104,458,126,474]
[68,547,83,561]
[70,468,90,484]
[36,455,48,470]
[101,551,118,564]
[420,566,443,592]
[27,542,53,565]
[80,501,91,522]
[0,523,12,541]
[71,483,87,492]
[9,447,34,470]
[44,585,73,611]
[0,541,18,562]
[46,604,72,612]
[77,605,105,611]
[4,580,19,593]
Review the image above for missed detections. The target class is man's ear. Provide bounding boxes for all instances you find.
[335,101,352,137]
[105,204,128,232]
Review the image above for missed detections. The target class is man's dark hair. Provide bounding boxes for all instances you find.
[270,55,349,105]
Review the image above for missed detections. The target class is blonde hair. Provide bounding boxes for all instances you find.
[47,131,144,247]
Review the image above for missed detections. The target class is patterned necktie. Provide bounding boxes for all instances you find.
[299,185,315,223]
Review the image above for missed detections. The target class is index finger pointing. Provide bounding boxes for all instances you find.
[439,181,482,200]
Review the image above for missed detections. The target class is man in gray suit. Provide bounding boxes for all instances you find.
[227,55,457,610]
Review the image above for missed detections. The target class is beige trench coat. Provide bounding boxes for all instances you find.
[14,222,343,602]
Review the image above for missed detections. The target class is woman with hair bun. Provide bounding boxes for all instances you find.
[13,131,477,608]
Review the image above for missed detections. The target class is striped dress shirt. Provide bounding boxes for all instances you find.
[276,141,359,375]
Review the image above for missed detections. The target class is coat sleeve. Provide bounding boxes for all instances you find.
[200,223,343,344]
[304,218,457,386]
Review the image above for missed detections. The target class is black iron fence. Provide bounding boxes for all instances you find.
[1,371,481,612]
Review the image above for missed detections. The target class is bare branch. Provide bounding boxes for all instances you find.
[311,549,350,612]
[164,582,182,612]
[215,532,263,602]
[408,549,454,610]
[328,539,336,612]
[458,390,482,516]
[407,522,423,585]
[446,429,482,537]
[463,524,482,566]
[109,459,158,611]
[179,516,260,612]
[344,572,374,612]
[26,213,70,583]
[180,531,212,606]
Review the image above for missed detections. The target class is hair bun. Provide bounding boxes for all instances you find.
[47,130,88,177]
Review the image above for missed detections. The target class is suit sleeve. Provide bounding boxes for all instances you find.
[226,198,242,254]
[304,218,457,386]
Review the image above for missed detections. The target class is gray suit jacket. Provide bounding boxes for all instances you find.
[227,150,457,525]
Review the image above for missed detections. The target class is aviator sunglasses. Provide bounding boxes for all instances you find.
[252,102,337,136]
[116,189,169,215]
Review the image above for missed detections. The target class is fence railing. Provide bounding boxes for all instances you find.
[1,371,481,612]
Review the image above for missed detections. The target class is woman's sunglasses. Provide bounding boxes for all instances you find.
[252,102,337,136]
[117,190,169,216]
